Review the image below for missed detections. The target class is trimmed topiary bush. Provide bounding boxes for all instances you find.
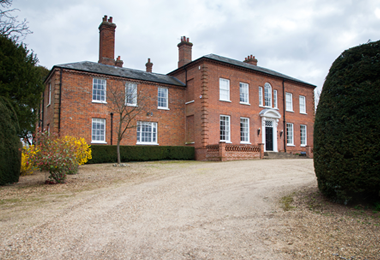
[88,145,195,164]
[0,96,21,185]
[314,40,380,204]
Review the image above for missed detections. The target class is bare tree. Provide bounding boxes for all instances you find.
[107,81,146,164]
[0,0,31,40]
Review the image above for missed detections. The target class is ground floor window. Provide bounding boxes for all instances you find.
[240,117,249,143]
[92,118,106,143]
[137,121,157,144]
[220,115,230,142]
[300,125,307,146]
[286,123,294,145]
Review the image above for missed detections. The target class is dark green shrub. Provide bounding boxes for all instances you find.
[0,96,21,185]
[314,40,380,204]
[88,145,195,164]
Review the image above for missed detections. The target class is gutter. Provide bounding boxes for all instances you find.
[282,79,286,153]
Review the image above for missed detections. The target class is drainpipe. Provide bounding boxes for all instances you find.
[110,112,114,145]
[282,79,286,152]
[58,68,63,135]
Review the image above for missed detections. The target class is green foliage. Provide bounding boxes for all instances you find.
[88,145,195,164]
[0,96,21,185]
[314,40,380,204]
[0,35,46,140]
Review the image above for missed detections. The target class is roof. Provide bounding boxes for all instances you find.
[170,54,316,88]
[51,61,186,87]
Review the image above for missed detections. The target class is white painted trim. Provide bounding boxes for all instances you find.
[185,100,195,105]
[158,107,170,110]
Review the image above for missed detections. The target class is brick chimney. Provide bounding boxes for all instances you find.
[145,58,153,72]
[178,36,193,68]
[98,15,116,66]
[243,55,258,66]
[115,56,123,67]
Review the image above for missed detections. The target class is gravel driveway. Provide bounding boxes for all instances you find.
[1,159,317,259]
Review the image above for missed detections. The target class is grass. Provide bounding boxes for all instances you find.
[280,193,295,211]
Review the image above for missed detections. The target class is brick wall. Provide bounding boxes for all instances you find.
[41,69,186,147]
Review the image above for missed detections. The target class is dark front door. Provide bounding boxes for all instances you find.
[266,126,273,151]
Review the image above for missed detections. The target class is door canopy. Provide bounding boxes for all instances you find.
[259,108,281,119]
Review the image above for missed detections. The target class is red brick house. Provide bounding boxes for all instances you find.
[40,16,316,161]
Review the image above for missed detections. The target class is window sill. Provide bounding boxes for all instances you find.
[91,141,107,144]
[219,100,231,102]
[240,102,251,106]
[301,144,307,147]
[287,144,295,147]
[158,107,170,110]
[92,100,107,104]
[220,140,232,143]
[126,104,138,107]
[300,112,307,115]
[185,100,195,105]
[240,142,251,144]
[136,142,159,145]
[286,110,294,113]
[259,105,273,109]
[185,142,195,145]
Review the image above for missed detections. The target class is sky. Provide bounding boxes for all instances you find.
[9,0,380,93]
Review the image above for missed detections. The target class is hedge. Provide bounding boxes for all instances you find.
[314,40,380,204]
[0,96,21,185]
[88,145,195,164]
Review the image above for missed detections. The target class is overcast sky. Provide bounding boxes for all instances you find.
[10,0,380,92]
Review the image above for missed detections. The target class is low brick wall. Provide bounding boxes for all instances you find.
[196,143,263,161]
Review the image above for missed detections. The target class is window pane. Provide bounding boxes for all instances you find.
[300,125,306,145]
[286,93,293,111]
[219,79,230,101]
[137,122,157,144]
[240,83,248,103]
[220,115,230,141]
[264,83,271,107]
[240,118,249,142]
[158,87,168,108]
[259,87,263,106]
[287,123,293,145]
[274,90,277,108]
[93,78,106,102]
[92,119,105,142]
[299,96,306,113]
[126,83,137,105]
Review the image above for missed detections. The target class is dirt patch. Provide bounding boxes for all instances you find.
[0,160,379,259]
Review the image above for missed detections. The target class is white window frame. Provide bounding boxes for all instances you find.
[240,117,250,144]
[47,83,51,107]
[219,78,230,102]
[259,86,263,106]
[92,118,106,143]
[158,87,169,109]
[125,82,137,106]
[299,95,306,114]
[273,90,278,108]
[286,93,293,112]
[92,78,107,103]
[239,82,249,104]
[220,115,231,142]
[286,123,294,146]
[136,121,158,145]
[264,83,272,107]
[300,125,307,146]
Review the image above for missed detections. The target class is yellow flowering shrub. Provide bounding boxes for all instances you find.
[20,134,92,177]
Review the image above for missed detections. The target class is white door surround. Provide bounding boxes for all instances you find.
[259,109,281,152]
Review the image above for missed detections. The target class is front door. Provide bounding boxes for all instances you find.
[265,121,273,151]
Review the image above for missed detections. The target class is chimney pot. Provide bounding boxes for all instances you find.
[243,54,258,66]
[103,15,107,22]
[109,17,113,23]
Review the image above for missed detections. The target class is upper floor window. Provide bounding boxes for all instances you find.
[220,115,230,142]
[219,78,230,101]
[125,82,137,106]
[93,78,106,103]
[239,82,249,104]
[158,87,168,109]
[259,86,263,106]
[47,83,51,107]
[286,123,294,145]
[264,83,272,107]
[240,117,250,143]
[137,121,157,145]
[273,90,278,108]
[300,125,307,146]
[92,118,106,143]
[299,95,306,114]
[286,93,293,111]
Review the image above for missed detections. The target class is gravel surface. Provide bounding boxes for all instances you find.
[0,159,379,259]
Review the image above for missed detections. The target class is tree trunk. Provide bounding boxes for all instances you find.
[117,138,121,164]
